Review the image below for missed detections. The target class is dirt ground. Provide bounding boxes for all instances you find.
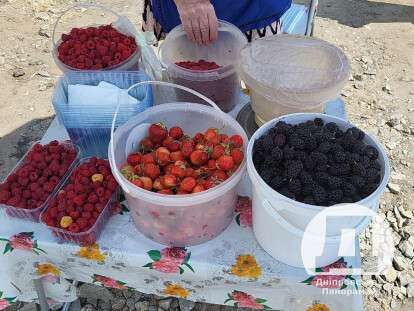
[0,0,413,310]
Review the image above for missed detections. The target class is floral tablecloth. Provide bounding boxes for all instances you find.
[0,115,363,311]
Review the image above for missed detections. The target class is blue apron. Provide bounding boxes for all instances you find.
[151,0,292,33]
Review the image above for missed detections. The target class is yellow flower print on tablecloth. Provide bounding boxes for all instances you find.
[163,283,189,299]
[76,243,106,263]
[306,303,331,311]
[36,263,60,277]
[231,254,262,279]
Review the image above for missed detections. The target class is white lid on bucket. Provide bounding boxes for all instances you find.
[239,35,350,108]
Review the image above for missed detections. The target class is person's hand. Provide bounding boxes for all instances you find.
[174,0,218,45]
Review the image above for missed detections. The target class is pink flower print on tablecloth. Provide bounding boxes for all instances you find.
[225,290,271,309]
[0,232,46,255]
[235,196,252,228]
[93,274,128,290]
[143,247,194,274]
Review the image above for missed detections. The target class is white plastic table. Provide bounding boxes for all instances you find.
[0,100,363,311]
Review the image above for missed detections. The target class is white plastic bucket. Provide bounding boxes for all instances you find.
[159,20,247,112]
[252,185,373,268]
[246,113,390,236]
[108,81,248,246]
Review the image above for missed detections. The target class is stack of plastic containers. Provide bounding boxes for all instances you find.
[53,70,153,157]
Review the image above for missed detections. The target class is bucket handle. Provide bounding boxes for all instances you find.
[52,3,121,51]
[109,80,223,194]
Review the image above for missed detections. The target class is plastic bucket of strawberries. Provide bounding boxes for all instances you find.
[52,4,141,72]
[109,81,248,247]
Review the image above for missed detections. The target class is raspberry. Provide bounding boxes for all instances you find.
[0,190,11,203]
[73,195,86,206]
[88,194,98,204]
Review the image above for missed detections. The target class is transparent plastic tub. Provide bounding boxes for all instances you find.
[40,157,119,245]
[51,4,140,72]
[160,20,247,112]
[239,35,350,125]
[109,82,248,247]
[0,141,79,222]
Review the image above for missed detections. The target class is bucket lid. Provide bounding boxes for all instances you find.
[239,35,350,106]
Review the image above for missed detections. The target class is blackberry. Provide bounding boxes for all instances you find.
[342,197,354,203]
[303,196,316,205]
[260,170,274,184]
[302,185,314,196]
[329,163,351,176]
[325,122,339,133]
[310,152,328,165]
[274,121,292,134]
[312,185,328,204]
[317,141,332,154]
[279,188,296,200]
[368,160,381,170]
[346,127,365,140]
[327,201,338,206]
[352,195,362,202]
[327,176,343,190]
[270,175,286,190]
[364,146,379,160]
[316,164,329,172]
[328,189,344,202]
[290,137,306,150]
[352,141,366,155]
[253,151,265,166]
[288,179,302,194]
[315,172,330,186]
[274,134,287,147]
[346,152,360,163]
[285,160,303,179]
[349,175,366,189]
[314,118,324,127]
[304,157,316,170]
[343,183,357,197]
[340,136,357,152]
[365,167,380,183]
[283,146,296,160]
[294,151,308,162]
[271,147,284,161]
[335,130,345,139]
[264,156,279,168]
[261,134,274,152]
[305,136,318,151]
[334,151,346,163]
[330,143,345,153]
[361,183,378,196]
[300,171,314,185]
[352,162,367,176]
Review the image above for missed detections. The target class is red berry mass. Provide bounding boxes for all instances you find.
[175,59,221,71]
[41,157,119,243]
[57,24,138,70]
[120,124,244,195]
[0,141,77,211]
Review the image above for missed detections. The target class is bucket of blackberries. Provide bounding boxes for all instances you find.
[51,4,140,72]
[247,113,390,217]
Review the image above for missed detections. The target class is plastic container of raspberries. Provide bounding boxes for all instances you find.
[109,81,248,247]
[239,35,350,126]
[160,20,247,112]
[51,4,140,72]
[0,140,79,222]
[40,157,119,246]
[247,113,390,267]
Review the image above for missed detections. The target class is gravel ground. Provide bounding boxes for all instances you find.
[0,0,413,310]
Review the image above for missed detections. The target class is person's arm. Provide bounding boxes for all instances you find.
[174,0,218,45]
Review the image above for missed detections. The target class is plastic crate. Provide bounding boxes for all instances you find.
[40,157,119,245]
[0,141,80,222]
[52,71,153,157]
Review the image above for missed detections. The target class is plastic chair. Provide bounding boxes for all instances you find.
[281,0,318,36]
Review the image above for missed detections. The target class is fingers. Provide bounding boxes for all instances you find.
[199,17,210,45]
[182,17,196,42]
[191,18,203,45]
[207,9,218,42]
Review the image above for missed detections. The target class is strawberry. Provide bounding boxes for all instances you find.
[231,149,244,165]
[148,123,168,143]
[212,170,228,181]
[127,153,142,166]
[140,137,154,151]
[181,140,195,158]
[169,126,183,140]
[194,132,204,143]
[211,145,225,160]
[176,190,189,195]
[142,153,156,164]
[139,177,153,191]
[204,128,218,142]
[190,150,209,166]
[153,178,164,191]
[158,189,173,195]
[230,135,243,148]
[192,184,205,193]
[155,147,170,165]
[143,163,161,180]
[220,134,229,143]
[170,151,184,162]
[207,159,217,170]
[161,175,178,188]
[180,177,196,192]
[131,178,144,188]
[171,165,186,178]
[217,155,235,171]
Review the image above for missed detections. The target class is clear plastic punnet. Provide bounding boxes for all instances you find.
[52,4,141,72]
[239,35,350,125]
[109,81,248,247]
[160,21,247,112]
